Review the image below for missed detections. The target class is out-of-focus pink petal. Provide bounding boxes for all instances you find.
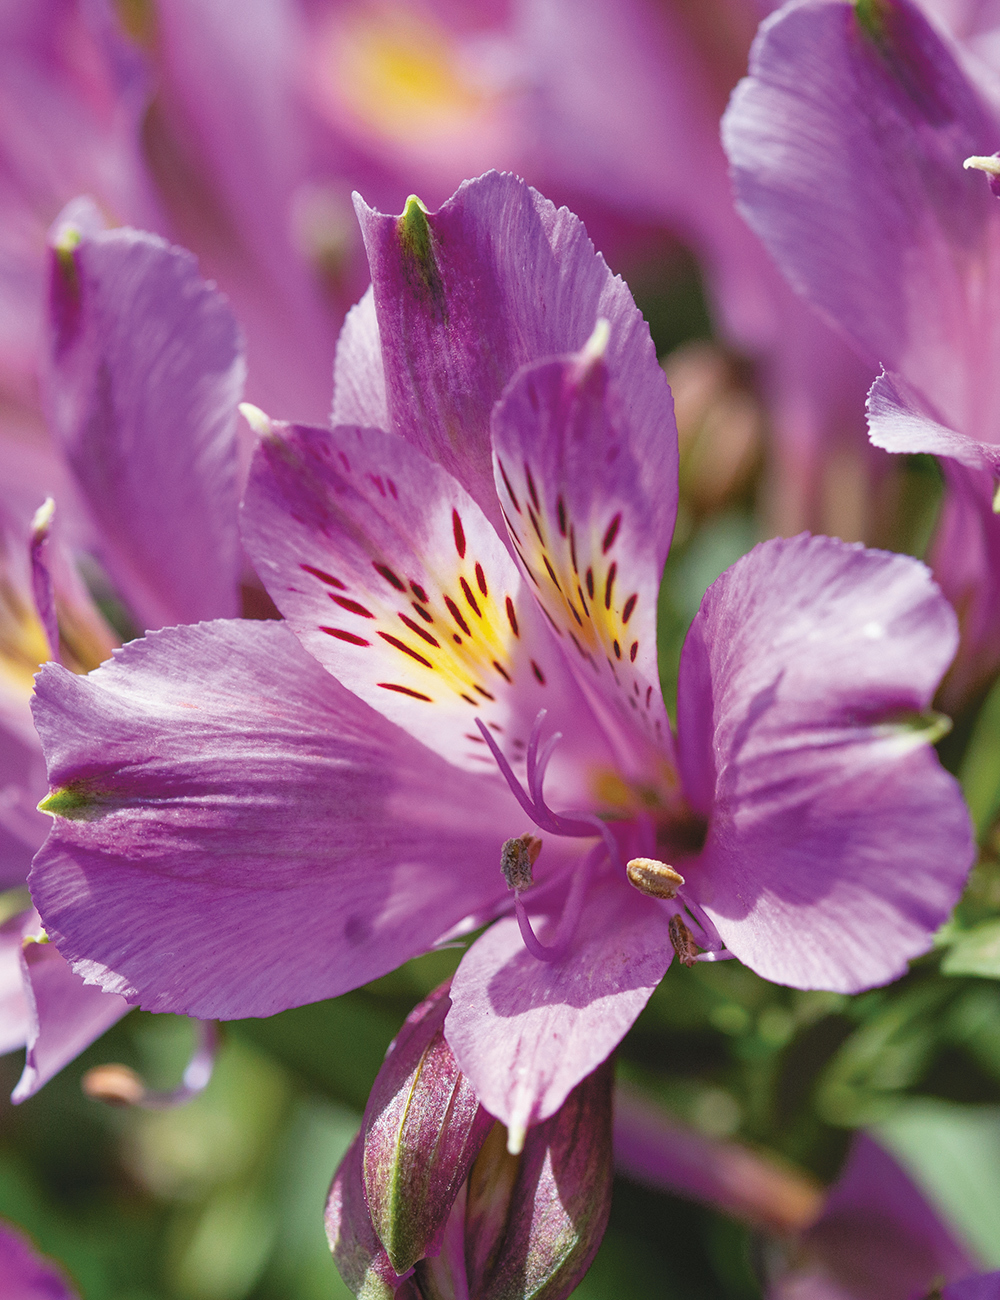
[0,1219,77,1299]
[677,534,974,991]
[44,202,244,630]
[0,913,30,1056]
[30,619,517,1018]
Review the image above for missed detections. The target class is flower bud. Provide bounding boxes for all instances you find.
[326,983,614,1300]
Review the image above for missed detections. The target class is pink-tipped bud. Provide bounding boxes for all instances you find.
[326,983,614,1300]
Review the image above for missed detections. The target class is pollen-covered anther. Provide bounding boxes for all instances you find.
[501,832,542,891]
[669,914,700,968]
[626,857,684,900]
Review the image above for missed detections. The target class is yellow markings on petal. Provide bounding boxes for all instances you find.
[329,6,487,142]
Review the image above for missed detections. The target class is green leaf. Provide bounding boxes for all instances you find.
[941,920,1000,978]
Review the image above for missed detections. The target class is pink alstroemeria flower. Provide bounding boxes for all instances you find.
[0,195,244,1103]
[722,0,1000,706]
[29,175,973,1148]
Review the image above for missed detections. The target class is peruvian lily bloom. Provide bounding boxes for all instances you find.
[28,174,974,1150]
[722,0,1000,707]
[0,194,243,1103]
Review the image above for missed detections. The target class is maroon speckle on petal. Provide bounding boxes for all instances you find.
[602,513,622,553]
[331,594,375,618]
[410,581,429,602]
[460,692,477,705]
[531,660,546,685]
[378,682,433,701]
[373,562,406,591]
[399,613,441,647]
[586,567,595,599]
[556,496,567,537]
[542,555,562,592]
[570,526,578,574]
[378,632,434,668]
[645,684,653,706]
[604,563,617,610]
[577,586,590,618]
[453,634,462,644]
[452,509,466,558]
[475,563,488,596]
[631,641,639,663]
[300,563,346,590]
[506,597,519,636]
[411,602,434,623]
[622,594,638,624]
[613,640,622,659]
[492,660,512,682]
[445,595,472,635]
[460,578,482,617]
[473,684,496,701]
[528,507,545,546]
[320,627,370,645]
[465,733,487,743]
[387,478,398,500]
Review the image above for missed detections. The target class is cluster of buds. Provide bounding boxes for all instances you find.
[326,982,614,1300]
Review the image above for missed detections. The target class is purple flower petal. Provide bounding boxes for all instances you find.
[243,419,612,782]
[44,202,244,630]
[491,338,676,772]
[677,534,974,991]
[0,1219,77,1299]
[867,369,999,472]
[12,932,130,1104]
[722,0,1000,459]
[330,287,388,430]
[29,619,516,1018]
[946,1275,1000,1300]
[355,172,666,526]
[0,913,30,1056]
[445,873,671,1149]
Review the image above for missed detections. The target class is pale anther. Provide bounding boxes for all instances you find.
[626,857,685,900]
[501,832,542,891]
[964,153,1000,176]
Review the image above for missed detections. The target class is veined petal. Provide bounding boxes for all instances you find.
[491,343,676,775]
[445,874,671,1149]
[29,620,518,1018]
[12,931,130,1104]
[677,534,974,992]
[867,368,1000,472]
[243,420,613,781]
[354,172,667,527]
[331,287,388,430]
[723,0,1000,452]
[45,201,245,630]
[326,1129,410,1300]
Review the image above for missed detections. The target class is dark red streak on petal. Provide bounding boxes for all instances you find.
[475,563,488,596]
[542,555,562,592]
[645,685,653,706]
[378,682,433,701]
[524,463,541,513]
[331,594,375,618]
[531,660,546,685]
[320,627,370,645]
[465,733,487,743]
[444,596,472,636]
[460,692,477,705]
[505,597,519,636]
[460,578,482,617]
[585,567,595,599]
[570,526,578,574]
[398,613,441,647]
[301,564,346,590]
[577,586,590,618]
[410,582,429,602]
[378,632,434,668]
[613,640,622,659]
[631,642,639,663]
[604,563,617,610]
[412,601,434,623]
[497,458,521,513]
[568,600,583,627]
[602,513,622,553]
[452,509,466,559]
[527,506,545,546]
[622,594,638,624]
[492,660,511,682]
[473,684,496,701]
[373,562,406,591]
[556,496,568,537]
